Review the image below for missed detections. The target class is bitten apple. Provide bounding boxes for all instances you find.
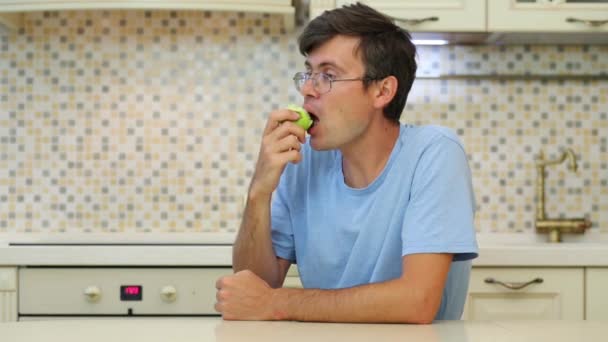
[287,104,313,131]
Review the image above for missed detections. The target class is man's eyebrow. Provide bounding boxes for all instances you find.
[304,60,346,73]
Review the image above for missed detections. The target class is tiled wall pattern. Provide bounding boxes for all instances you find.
[0,11,606,235]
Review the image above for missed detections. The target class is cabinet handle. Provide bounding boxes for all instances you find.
[565,17,608,28]
[484,277,543,290]
[391,16,439,26]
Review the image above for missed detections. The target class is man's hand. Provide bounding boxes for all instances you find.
[249,109,306,199]
[215,270,288,321]
[218,254,453,323]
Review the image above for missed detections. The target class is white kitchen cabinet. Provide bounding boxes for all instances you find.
[311,0,486,32]
[283,265,303,288]
[311,1,608,35]
[0,267,18,322]
[585,268,608,319]
[0,0,295,30]
[463,267,584,320]
[488,0,608,32]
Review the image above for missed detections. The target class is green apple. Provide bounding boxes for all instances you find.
[287,104,313,131]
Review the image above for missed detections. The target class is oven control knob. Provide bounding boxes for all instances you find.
[160,285,177,303]
[84,286,102,303]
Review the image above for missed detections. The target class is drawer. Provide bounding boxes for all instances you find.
[19,267,233,315]
[464,267,584,320]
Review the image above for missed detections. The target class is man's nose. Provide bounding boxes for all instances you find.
[299,77,319,97]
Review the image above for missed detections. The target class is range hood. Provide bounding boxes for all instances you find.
[0,0,296,31]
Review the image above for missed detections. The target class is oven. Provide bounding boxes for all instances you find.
[18,266,233,320]
[5,237,235,321]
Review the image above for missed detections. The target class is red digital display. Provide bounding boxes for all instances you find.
[124,286,140,295]
[120,285,142,301]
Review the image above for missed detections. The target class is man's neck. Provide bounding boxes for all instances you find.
[341,121,400,189]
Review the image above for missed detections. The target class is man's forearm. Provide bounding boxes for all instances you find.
[232,191,282,287]
[274,278,441,324]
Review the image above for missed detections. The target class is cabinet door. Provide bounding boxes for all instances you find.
[464,267,584,320]
[0,267,18,322]
[312,0,486,31]
[489,0,608,32]
[586,268,608,319]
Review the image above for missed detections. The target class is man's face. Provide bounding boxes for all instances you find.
[301,35,378,151]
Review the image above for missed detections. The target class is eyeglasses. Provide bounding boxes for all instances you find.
[292,72,371,94]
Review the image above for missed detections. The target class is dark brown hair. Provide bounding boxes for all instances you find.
[298,2,417,122]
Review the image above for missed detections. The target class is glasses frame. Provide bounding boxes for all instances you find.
[292,71,373,94]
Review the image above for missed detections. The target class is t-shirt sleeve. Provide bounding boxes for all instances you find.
[401,135,478,261]
[270,173,297,262]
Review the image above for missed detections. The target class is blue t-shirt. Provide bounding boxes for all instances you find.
[270,124,478,320]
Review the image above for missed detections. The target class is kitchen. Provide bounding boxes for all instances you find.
[0,0,607,339]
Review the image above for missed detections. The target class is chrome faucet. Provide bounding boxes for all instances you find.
[535,148,591,243]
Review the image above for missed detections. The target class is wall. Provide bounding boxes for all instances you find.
[0,10,606,235]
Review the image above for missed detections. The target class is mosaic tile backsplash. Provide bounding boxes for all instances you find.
[1,10,607,235]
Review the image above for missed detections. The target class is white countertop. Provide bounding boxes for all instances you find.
[473,231,608,266]
[1,232,608,266]
[0,233,236,266]
[0,318,605,342]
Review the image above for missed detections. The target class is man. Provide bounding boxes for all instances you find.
[215,3,478,323]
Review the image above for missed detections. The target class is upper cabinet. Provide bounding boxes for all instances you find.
[312,0,486,32]
[310,0,608,43]
[0,0,296,30]
[489,0,608,32]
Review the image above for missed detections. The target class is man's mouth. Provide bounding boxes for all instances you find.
[307,111,319,130]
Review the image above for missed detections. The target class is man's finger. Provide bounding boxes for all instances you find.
[215,276,225,290]
[263,109,300,136]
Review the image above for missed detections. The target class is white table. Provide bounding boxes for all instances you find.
[0,318,606,342]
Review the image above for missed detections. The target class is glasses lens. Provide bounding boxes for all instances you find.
[316,73,331,94]
[292,72,332,93]
[293,72,307,92]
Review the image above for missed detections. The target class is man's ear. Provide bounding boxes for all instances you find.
[372,75,398,110]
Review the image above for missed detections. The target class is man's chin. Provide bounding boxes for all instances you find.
[310,140,333,152]
[309,138,323,151]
